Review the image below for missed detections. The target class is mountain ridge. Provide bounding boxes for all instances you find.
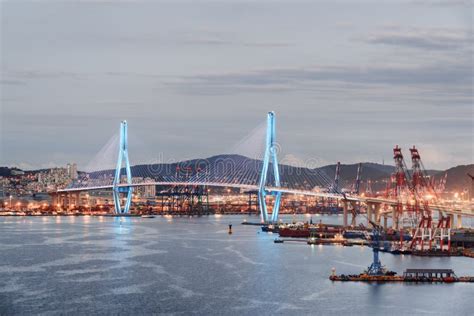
[2,155,472,193]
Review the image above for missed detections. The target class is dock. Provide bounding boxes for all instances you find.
[330,269,474,283]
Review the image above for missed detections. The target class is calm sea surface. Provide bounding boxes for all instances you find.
[0,215,473,315]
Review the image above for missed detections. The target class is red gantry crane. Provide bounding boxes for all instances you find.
[408,146,450,252]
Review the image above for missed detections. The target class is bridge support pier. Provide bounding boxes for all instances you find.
[75,192,81,209]
[57,194,64,210]
[351,201,357,227]
[350,201,358,227]
[67,193,74,210]
[391,205,399,230]
[50,193,58,209]
[383,215,388,229]
[367,203,373,227]
[343,201,348,227]
[67,193,72,210]
[113,121,133,214]
[374,203,381,226]
[366,203,382,227]
[258,112,281,223]
[457,214,463,228]
[62,194,68,209]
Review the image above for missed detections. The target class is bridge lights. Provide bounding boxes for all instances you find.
[258,111,282,223]
[113,121,133,214]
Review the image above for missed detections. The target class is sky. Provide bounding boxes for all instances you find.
[0,0,473,171]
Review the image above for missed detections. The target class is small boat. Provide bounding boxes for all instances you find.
[390,249,412,255]
[274,238,284,243]
[141,215,155,218]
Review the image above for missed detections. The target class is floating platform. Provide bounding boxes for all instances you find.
[307,237,369,246]
[308,237,346,245]
[330,269,474,283]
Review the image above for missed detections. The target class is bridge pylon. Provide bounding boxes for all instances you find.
[113,120,133,214]
[258,111,282,223]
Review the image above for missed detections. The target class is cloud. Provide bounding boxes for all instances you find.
[411,143,470,168]
[165,61,472,100]
[1,0,472,170]
[410,0,472,6]
[179,30,292,48]
[109,29,292,48]
[364,27,472,50]
[0,79,25,86]
[185,38,290,48]
[2,69,86,81]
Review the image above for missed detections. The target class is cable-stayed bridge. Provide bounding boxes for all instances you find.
[56,112,474,225]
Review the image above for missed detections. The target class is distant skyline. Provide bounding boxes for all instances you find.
[1,0,473,170]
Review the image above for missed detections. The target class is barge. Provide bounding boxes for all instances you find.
[330,268,474,283]
[307,235,346,245]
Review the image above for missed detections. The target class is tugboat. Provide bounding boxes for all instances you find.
[390,248,412,255]
[274,238,284,244]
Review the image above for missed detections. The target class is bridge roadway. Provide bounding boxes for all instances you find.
[56,181,474,218]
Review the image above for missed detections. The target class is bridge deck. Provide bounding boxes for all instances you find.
[56,182,474,217]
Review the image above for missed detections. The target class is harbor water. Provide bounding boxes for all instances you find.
[0,215,473,315]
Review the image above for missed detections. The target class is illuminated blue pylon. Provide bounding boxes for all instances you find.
[113,120,133,214]
[258,111,282,223]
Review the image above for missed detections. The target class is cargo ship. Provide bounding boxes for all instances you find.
[279,227,312,238]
